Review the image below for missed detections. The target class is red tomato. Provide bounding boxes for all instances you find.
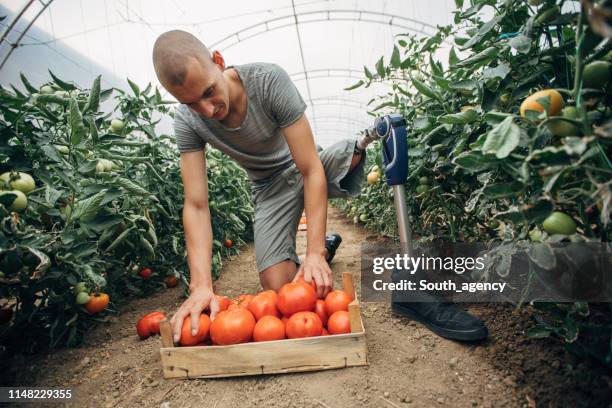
[259,289,278,303]
[247,293,280,321]
[164,276,178,288]
[136,311,166,339]
[85,293,109,314]
[327,311,351,335]
[139,268,152,279]
[210,307,256,345]
[314,299,328,326]
[277,281,317,317]
[285,311,323,339]
[215,295,232,312]
[180,314,211,346]
[253,315,286,342]
[235,294,254,309]
[324,290,352,316]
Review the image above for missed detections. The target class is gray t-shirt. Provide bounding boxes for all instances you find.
[173,62,307,188]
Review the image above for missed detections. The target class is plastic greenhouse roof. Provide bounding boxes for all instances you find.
[0,0,456,146]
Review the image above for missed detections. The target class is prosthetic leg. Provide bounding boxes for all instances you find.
[369,114,488,341]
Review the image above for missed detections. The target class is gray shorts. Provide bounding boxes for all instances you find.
[251,138,366,273]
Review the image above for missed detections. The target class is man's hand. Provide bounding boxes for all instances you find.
[170,286,219,344]
[293,253,333,298]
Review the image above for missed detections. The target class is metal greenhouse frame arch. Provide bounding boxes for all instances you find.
[209,10,437,51]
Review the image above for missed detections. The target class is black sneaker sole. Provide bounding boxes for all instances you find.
[392,302,488,342]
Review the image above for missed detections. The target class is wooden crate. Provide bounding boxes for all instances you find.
[158,272,368,379]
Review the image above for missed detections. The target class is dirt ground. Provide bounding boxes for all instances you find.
[3,207,611,408]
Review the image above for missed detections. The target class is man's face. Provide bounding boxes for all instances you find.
[166,58,230,120]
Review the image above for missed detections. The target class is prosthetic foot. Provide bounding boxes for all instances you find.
[324,233,342,264]
[392,291,488,341]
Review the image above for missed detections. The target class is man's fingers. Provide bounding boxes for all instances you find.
[209,299,220,321]
[321,269,332,298]
[190,311,200,336]
[312,270,325,299]
[303,267,313,286]
[172,310,187,343]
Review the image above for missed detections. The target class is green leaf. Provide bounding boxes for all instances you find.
[398,39,407,47]
[84,75,101,113]
[496,200,553,224]
[526,324,552,339]
[88,116,99,144]
[344,80,365,91]
[72,189,107,222]
[482,63,511,81]
[390,46,401,68]
[448,79,478,92]
[20,73,38,93]
[41,145,64,163]
[483,111,513,125]
[429,54,443,76]
[127,78,140,96]
[371,101,394,111]
[449,47,460,66]
[509,34,531,54]
[482,181,524,199]
[455,0,463,8]
[69,98,86,145]
[461,15,504,50]
[453,151,497,171]
[364,65,373,80]
[48,70,77,90]
[375,57,386,78]
[411,77,440,101]
[439,109,479,125]
[116,177,151,196]
[455,46,498,69]
[482,116,521,159]
[100,88,113,102]
[45,184,63,206]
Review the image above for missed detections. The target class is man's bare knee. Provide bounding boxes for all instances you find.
[260,260,297,291]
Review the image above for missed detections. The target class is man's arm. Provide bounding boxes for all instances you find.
[169,150,219,343]
[282,115,332,298]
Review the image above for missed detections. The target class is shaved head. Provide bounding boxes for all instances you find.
[152,30,213,87]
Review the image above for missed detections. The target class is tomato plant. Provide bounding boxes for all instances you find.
[0,71,254,353]
[338,0,611,367]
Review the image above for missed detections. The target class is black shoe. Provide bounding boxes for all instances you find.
[392,292,488,341]
[324,233,342,264]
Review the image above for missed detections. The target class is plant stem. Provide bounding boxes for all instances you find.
[573,4,588,130]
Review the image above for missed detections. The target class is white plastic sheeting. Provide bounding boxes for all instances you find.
[0,0,456,145]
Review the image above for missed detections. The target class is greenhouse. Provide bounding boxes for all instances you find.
[0,0,610,407]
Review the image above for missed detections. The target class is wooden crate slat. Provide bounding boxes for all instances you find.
[160,333,367,379]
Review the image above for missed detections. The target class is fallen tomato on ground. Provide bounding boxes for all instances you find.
[136,311,167,339]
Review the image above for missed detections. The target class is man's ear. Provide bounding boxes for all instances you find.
[212,50,225,70]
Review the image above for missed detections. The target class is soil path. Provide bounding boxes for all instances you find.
[6,207,608,407]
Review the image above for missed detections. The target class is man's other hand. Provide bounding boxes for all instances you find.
[169,286,219,344]
[293,254,333,298]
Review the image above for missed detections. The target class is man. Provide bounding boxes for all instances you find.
[153,30,487,344]
[153,30,366,343]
